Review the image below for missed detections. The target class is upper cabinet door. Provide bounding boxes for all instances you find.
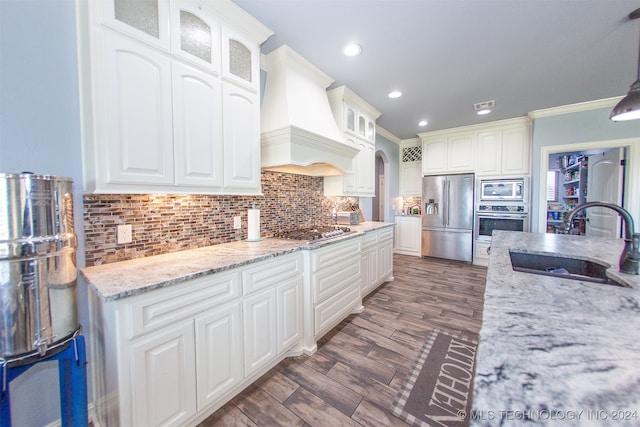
[170,1,221,74]
[447,133,476,172]
[98,33,174,186]
[222,82,260,191]
[97,0,170,50]
[501,126,530,175]
[221,26,260,91]
[476,131,502,176]
[172,62,223,188]
[422,138,448,175]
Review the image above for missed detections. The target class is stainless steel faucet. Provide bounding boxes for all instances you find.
[564,202,640,275]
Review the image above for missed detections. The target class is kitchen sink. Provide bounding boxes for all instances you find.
[508,250,630,287]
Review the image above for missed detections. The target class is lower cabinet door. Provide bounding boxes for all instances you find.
[243,289,277,377]
[277,276,303,353]
[195,301,242,410]
[130,321,197,427]
[378,234,394,281]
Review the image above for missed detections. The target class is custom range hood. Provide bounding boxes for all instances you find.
[260,45,358,176]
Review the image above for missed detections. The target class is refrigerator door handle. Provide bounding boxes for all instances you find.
[447,180,452,226]
[442,180,447,226]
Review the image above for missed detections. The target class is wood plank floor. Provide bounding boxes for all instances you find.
[199,254,487,426]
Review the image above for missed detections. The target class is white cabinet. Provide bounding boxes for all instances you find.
[361,226,394,297]
[243,289,277,377]
[473,240,491,266]
[241,254,303,377]
[501,126,531,175]
[172,61,224,187]
[195,301,242,410]
[222,82,261,190]
[421,133,476,175]
[399,140,422,196]
[89,252,303,427]
[361,232,379,297]
[77,0,272,195]
[476,122,530,176]
[377,227,394,284]
[394,216,422,257]
[356,140,376,193]
[302,237,363,353]
[420,118,531,178]
[324,86,381,197]
[97,33,175,186]
[130,320,197,426]
[170,1,221,73]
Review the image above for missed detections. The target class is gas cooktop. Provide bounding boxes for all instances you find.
[275,226,352,242]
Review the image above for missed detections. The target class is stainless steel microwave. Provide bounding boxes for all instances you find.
[478,178,525,201]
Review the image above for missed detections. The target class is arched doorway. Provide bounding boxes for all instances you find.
[374,150,389,221]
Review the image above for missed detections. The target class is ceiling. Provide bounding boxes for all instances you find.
[233,0,640,140]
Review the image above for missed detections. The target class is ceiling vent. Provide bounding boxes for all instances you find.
[474,100,495,111]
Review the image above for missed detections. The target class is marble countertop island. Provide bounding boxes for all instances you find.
[81,221,393,301]
[472,231,640,426]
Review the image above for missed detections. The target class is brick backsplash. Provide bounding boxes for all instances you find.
[83,171,359,266]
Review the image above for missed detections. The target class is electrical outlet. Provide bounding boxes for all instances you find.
[117,224,132,244]
[233,216,241,229]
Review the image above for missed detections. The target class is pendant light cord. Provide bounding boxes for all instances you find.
[630,8,640,81]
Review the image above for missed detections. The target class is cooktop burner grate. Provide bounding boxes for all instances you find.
[275,226,352,241]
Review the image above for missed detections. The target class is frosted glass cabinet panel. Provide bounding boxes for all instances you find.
[114,0,159,38]
[170,2,220,73]
[346,109,355,132]
[179,11,212,64]
[222,26,261,90]
[229,40,252,82]
[367,122,375,140]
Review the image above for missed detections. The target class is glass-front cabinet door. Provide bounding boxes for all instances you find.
[170,1,220,73]
[222,26,260,91]
[98,0,170,49]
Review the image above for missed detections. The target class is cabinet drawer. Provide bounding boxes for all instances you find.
[310,238,361,272]
[361,231,378,249]
[124,271,240,339]
[378,227,393,242]
[314,282,360,337]
[242,253,303,295]
[312,256,361,303]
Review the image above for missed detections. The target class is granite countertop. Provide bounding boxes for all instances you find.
[472,231,640,426]
[81,221,393,302]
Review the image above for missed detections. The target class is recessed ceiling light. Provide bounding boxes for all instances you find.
[343,43,362,56]
[388,91,402,99]
[477,109,491,115]
[418,120,428,127]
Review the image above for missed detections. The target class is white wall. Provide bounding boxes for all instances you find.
[0,1,90,425]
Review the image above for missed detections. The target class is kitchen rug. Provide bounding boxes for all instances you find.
[390,330,478,427]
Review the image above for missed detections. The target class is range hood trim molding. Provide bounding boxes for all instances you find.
[261,126,359,175]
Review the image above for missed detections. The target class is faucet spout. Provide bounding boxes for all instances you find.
[564,202,640,275]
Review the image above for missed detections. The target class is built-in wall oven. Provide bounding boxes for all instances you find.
[475,205,529,243]
[475,177,529,243]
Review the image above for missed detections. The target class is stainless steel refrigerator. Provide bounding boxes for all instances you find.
[422,173,474,262]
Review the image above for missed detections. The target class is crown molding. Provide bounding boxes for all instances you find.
[418,116,530,139]
[528,96,623,119]
[376,126,402,144]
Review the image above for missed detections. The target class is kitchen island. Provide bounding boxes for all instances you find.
[472,231,640,426]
